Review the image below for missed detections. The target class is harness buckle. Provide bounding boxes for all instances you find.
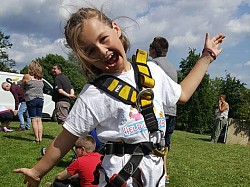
[152,147,168,157]
[150,130,166,157]
[136,88,154,112]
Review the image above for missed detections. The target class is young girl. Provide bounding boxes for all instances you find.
[15,7,225,187]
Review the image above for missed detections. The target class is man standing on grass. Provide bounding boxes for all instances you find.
[52,64,76,125]
[149,36,178,184]
[41,65,76,156]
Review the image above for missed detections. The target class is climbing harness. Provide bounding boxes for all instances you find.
[91,49,167,186]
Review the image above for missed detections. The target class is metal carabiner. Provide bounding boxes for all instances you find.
[136,88,154,112]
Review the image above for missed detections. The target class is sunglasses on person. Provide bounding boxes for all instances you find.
[74,145,84,151]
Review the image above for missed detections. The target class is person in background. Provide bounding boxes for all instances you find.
[149,36,177,184]
[14,7,225,187]
[1,82,31,131]
[52,64,76,125]
[41,65,75,155]
[0,104,14,132]
[45,135,102,187]
[89,128,104,152]
[211,94,229,143]
[21,60,44,143]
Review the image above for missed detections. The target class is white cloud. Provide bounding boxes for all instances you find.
[1,0,250,87]
[226,14,250,34]
[244,61,250,66]
[7,33,67,70]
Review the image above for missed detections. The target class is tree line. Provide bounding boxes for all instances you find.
[1,30,250,135]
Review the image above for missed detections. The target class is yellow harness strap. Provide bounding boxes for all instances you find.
[91,49,166,157]
[92,49,155,107]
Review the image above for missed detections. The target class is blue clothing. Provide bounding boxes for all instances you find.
[165,115,177,151]
[26,98,44,118]
[89,129,103,151]
[18,101,31,129]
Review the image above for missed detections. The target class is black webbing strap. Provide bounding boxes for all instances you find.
[140,104,158,133]
[91,74,137,106]
[103,142,154,186]
[89,49,162,186]
[104,142,153,155]
[109,154,143,187]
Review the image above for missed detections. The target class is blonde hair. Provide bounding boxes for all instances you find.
[28,60,43,80]
[75,135,96,153]
[64,7,130,78]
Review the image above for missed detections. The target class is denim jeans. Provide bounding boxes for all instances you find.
[26,98,44,118]
[18,102,31,129]
[165,115,177,151]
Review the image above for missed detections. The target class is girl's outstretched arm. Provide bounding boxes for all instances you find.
[178,33,225,103]
[14,128,78,187]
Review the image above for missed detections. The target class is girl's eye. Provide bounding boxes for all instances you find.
[100,36,108,43]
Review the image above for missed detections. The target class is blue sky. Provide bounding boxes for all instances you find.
[0,0,250,88]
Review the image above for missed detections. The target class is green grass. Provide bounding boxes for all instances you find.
[0,121,73,187]
[168,131,250,187]
[0,122,250,187]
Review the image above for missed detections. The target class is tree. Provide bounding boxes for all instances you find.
[0,30,16,71]
[217,73,246,119]
[177,48,214,134]
[210,73,250,136]
[20,54,87,96]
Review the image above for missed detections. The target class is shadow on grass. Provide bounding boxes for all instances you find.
[191,137,211,142]
[3,133,54,142]
[42,134,55,140]
[3,134,34,142]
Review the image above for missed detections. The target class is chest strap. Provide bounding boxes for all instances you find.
[91,49,158,134]
[91,49,166,187]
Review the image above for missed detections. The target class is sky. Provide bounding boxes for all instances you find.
[1,0,250,88]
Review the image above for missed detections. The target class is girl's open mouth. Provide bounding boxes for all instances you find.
[106,52,118,67]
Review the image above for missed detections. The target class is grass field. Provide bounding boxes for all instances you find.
[0,121,249,187]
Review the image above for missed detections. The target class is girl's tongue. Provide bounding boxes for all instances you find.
[106,52,118,66]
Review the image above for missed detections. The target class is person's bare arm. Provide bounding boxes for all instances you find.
[20,74,30,89]
[55,170,72,181]
[178,33,225,104]
[14,128,78,187]
[69,89,76,99]
[58,89,70,97]
[219,101,229,112]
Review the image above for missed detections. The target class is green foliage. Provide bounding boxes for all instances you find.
[0,30,16,71]
[220,73,246,119]
[176,49,250,134]
[20,53,87,96]
[177,49,214,134]
[210,73,249,118]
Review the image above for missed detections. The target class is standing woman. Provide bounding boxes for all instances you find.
[22,60,44,142]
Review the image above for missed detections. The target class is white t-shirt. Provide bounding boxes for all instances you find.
[63,61,181,186]
[64,61,181,143]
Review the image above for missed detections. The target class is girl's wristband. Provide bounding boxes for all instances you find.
[202,48,216,60]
